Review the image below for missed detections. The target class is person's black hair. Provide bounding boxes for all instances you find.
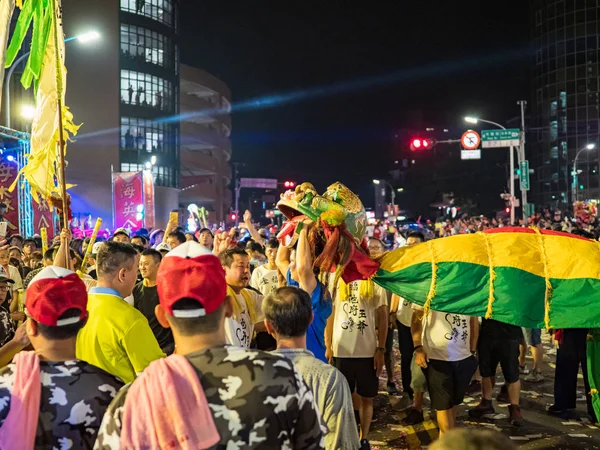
[9,257,20,268]
[572,229,595,240]
[9,235,23,244]
[266,237,280,249]
[97,241,138,276]
[407,231,425,242]
[168,298,224,336]
[167,230,186,245]
[185,232,198,242]
[22,238,37,247]
[36,308,85,340]
[131,235,148,246]
[219,246,249,267]
[262,286,312,338]
[247,241,265,254]
[141,248,162,263]
[43,247,55,262]
[70,238,84,257]
[131,244,145,254]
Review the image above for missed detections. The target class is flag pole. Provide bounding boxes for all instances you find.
[50,0,68,231]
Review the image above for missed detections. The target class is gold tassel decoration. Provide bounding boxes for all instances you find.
[532,227,553,329]
[478,232,497,319]
[423,240,438,317]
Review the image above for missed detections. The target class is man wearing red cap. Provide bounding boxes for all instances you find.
[77,241,164,383]
[0,266,124,449]
[96,241,325,449]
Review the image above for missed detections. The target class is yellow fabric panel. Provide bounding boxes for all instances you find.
[379,231,600,281]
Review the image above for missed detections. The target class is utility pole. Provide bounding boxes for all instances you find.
[233,162,240,218]
[518,100,528,221]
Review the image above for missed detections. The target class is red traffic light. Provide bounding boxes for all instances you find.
[284,181,296,188]
[230,213,237,221]
[410,138,434,151]
[505,207,510,214]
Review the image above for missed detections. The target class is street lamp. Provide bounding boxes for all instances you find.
[397,187,404,192]
[20,104,35,120]
[572,143,596,204]
[372,179,396,211]
[464,116,517,225]
[4,30,101,128]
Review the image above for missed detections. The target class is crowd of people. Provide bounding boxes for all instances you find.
[0,207,593,450]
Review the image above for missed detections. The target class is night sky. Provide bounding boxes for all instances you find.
[180,1,532,216]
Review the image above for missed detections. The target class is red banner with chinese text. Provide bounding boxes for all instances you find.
[33,196,55,238]
[112,172,144,229]
[0,159,21,235]
[143,170,155,229]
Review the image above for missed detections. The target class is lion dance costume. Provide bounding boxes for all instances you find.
[277,181,600,419]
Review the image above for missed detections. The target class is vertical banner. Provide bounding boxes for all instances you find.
[143,170,155,229]
[0,158,21,234]
[112,172,144,229]
[33,196,55,238]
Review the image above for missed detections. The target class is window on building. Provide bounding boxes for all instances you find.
[120,0,174,27]
[120,70,173,112]
[120,25,174,70]
[121,116,174,155]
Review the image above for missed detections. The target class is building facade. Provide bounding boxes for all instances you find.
[60,0,180,227]
[531,0,600,209]
[179,65,232,222]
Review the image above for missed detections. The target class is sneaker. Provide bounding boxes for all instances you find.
[524,370,544,383]
[401,408,424,426]
[509,404,523,427]
[360,439,371,450]
[468,399,495,419]
[387,381,399,395]
[519,364,529,375]
[496,389,510,404]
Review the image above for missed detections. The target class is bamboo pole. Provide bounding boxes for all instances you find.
[79,217,102,275]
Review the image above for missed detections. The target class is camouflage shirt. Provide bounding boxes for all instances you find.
[0,359,124,449]
[94,345,326,449]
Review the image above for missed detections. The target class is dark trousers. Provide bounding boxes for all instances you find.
[554,328,596,419]
[398,322,415,399]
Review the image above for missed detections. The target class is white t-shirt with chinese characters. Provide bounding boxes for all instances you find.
[331,280,387,358]
[412,305,472,362]
[225,289,264,349]
[250,265,279,297]
[396,297,413,327]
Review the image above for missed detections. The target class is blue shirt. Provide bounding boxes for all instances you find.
[287,270,332,363]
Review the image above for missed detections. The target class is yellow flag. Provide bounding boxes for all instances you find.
[9,0,79,202]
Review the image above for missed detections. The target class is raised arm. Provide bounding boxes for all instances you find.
[276,244,291,280]
[243,210,266,247]
[296,227,316,295]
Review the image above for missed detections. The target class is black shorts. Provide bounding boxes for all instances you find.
[424,356,477,411]
[333,357,378,398]
[477,338,520,383]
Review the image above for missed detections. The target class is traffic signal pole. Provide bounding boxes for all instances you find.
[518,100,528,222]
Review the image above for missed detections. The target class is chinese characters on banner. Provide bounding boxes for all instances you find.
[112,172,144,229]
[143,170,155,229]
[33,196,55,238]
[0,159,20,234]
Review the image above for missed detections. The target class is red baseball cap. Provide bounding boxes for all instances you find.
[157,241,227,318]
[26,266,88,326]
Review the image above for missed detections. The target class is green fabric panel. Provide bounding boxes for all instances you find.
[5,0,37,67]
[550,278,600,329]
[491,267,546,328]
[373,262,600,329]
[587,329,600,422]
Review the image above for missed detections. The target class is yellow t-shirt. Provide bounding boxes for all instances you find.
[76,291,165,383]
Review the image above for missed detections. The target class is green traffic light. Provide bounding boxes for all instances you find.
[580,185,584,190]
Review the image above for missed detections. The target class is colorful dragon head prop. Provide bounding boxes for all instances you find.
[276,182,378,282]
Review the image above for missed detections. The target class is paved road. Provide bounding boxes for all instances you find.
[368,331,600,449]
